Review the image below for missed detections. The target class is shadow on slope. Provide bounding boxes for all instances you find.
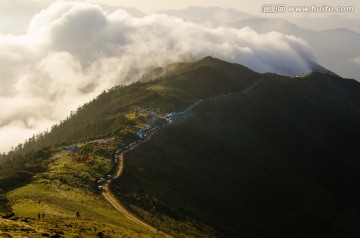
[113,74,360,237]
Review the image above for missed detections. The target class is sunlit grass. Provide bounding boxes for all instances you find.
[5,143,162,237]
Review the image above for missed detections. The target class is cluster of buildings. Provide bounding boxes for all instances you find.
[132,105,164,116]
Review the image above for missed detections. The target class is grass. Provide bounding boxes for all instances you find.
[2,56,360,237]
[1,215,156,238]
[111,74,360,237]
[0,57,258,156]
[4,139,164,237]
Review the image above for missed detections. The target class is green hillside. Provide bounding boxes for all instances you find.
[1,57,260,236]
[0,56,259,196]
[112,71,360,236]
[1,56,360,237]
[1,139,164,237]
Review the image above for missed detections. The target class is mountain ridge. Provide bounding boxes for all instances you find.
[1,56,360,237]
[114,68,360,237]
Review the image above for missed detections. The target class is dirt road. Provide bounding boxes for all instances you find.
[101,78,263,237]
[102,133,173,237]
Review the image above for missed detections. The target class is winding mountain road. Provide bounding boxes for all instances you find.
[101,78,263,237]
[102,134,172,237]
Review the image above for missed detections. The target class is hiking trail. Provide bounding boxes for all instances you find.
[102,78,263,237]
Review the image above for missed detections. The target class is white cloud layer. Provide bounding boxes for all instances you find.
[0,1,316,152]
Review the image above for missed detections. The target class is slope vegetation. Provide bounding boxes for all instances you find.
[113,72,360,237]
[1,57,260,236]
[1,57,360,237]
[2,139,162,237]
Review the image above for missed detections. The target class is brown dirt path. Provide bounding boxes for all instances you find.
[102,132,173,238]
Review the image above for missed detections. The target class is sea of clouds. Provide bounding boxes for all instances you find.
[0,1,316,152]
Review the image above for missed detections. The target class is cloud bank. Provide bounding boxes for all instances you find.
[0,1,316,152]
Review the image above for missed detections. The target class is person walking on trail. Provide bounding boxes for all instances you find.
[38,213,41,220]
[76,211,80,219]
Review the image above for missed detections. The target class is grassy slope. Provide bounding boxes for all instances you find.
[1,56,258,208]
[3,139,161,237]
[17,56,258,150]
[0,54,258,235]
[112,74,360,237]
[2,57,360,237]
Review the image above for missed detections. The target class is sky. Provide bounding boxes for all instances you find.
[92,0,360,31]
[1,0,359,33]
[92,0,268,14]
[91,0,360,16]
[0,0,358,153]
